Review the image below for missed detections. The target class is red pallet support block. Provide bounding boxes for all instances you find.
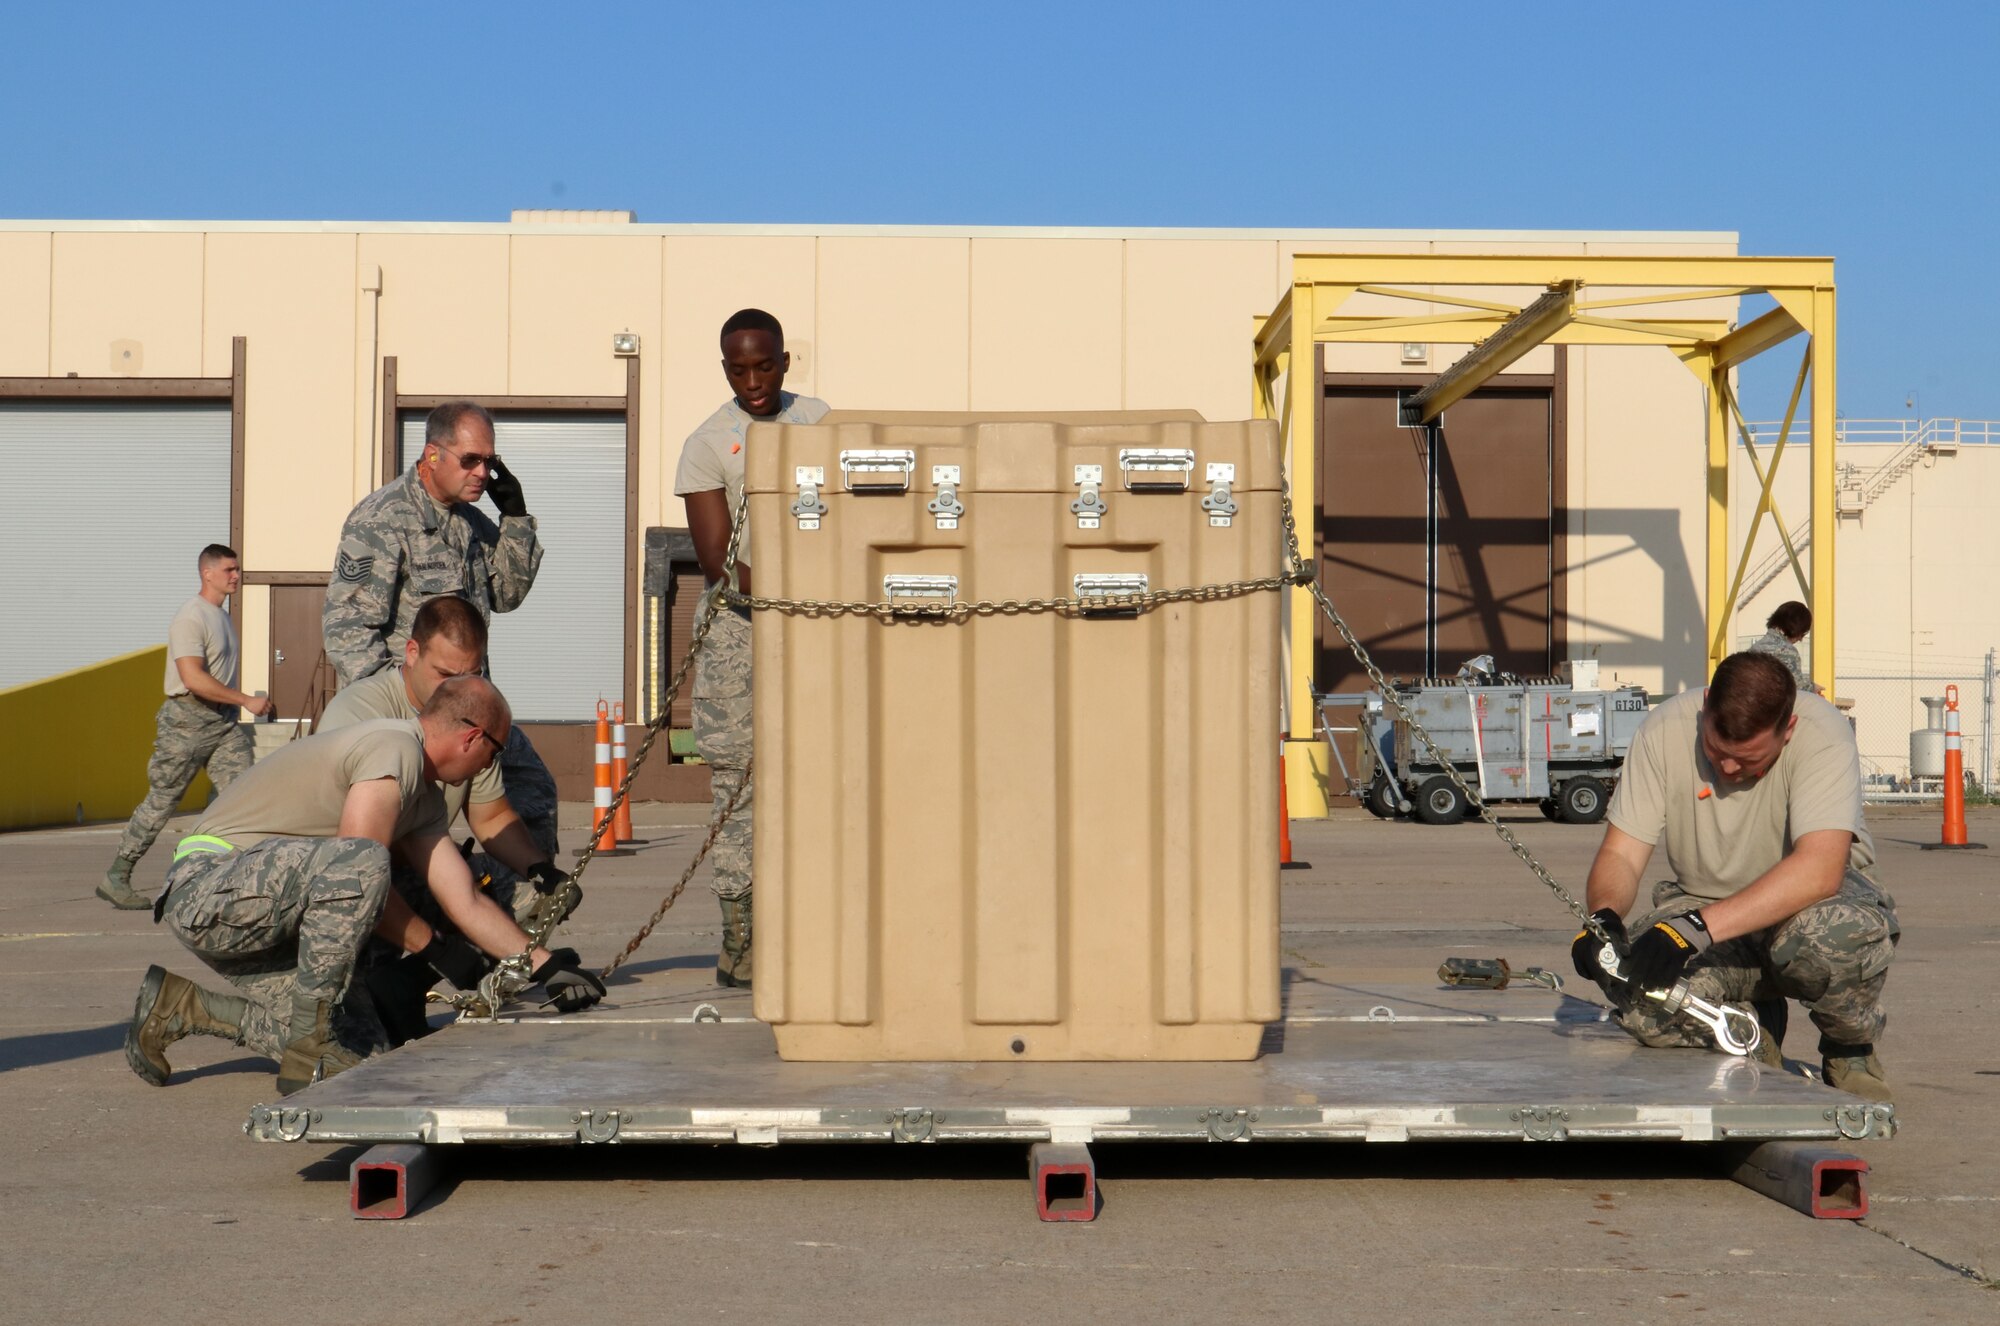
[350,1143,441,1219]
[1029,1142,1097,1222]
[1727,1142,1869,1220]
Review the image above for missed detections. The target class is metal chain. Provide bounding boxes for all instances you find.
[432,495,756,1018]
[1302,577,1609,945]
[597,760,752,981]
[1277,481,1611,946]
[721,573,1308,622]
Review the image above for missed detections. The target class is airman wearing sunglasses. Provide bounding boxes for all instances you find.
[322,400,563,896]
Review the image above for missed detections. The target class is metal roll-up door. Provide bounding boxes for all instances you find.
[400,412,625,721]
[0,401,231,688]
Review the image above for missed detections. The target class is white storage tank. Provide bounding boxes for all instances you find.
[1910,696,1948,779]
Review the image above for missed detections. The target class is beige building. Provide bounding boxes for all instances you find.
[0,216,1741,810]
[1730,421,2000,783]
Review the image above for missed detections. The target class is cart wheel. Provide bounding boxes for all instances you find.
[1538,798,1560,821]
[1559,777,1608,825]
[1414,776,1468,826]
[1365,776,1402,819]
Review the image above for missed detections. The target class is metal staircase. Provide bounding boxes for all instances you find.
[1737,419,1992,602]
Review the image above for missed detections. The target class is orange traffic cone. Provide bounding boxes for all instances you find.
[1279,743,1306,869]
[576,699,633,858]
[611,703,636,845]
[1923,684,1987,851]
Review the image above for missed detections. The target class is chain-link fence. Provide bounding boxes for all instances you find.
[1835,656,1995,799]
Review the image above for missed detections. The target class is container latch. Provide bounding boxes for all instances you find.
[1200,461,1238,527]
[1118,447,1195,491]
[1070,464,1107,530]
[791,466,828,531]
[1073,572,1149,617]
[840,449,917,492]
[883,574,958,605]
[926,465,964,530]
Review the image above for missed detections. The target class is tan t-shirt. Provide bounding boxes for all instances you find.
[673,392,831,539]
[1607,688,1875,901]
[191,717,447,850]
[164,596,238,697]
[316,666,505,826]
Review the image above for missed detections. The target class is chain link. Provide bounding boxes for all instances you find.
[1271,475,1610,944]
[431,492,756,1018]
[597,760,752,981]
[1301,576,1610,945]
[721,573,1310,622]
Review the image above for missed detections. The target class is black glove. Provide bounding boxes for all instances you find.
[531,948,606,1014]
[1570,909,1629,983]
[485,456,527,518]
[363,955,438,1048]
[421,932,493,991]
[1626,910,1713,994]
[526,860,572,897]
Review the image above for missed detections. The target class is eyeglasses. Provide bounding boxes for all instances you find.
[460,719,505,757]
[438,445,499,473]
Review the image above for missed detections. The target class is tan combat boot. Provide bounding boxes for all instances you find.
[97,856,151,911]
[276,990,365,1096]
[1750,997,1786,1071]
[1821,1041,1892,1102]
[125,964,249,1086]
[716,896,753,989]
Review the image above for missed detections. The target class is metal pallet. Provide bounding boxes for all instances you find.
[249,977,1893,1220]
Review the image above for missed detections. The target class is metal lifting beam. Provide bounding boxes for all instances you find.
[1402,281,1579,424]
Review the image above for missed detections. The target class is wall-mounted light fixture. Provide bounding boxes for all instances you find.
[1400,342,1428,365]
[612,331,640,357]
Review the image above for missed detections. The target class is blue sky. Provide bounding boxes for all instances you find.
[4,1,1992,420]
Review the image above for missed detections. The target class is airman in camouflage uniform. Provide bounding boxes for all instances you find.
[321,401,561,885]
[1749,600,1817,693]
[674,309,830,987]
[318,595,573,935]
[1573,653,1897,1101]
[126,679,603,1095]
[100,544,267,910]
[690,608,756,980]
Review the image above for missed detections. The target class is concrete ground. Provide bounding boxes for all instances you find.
[4,801,1995,1323]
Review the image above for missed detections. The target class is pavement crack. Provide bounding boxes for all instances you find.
[1857,1219,1996,1288]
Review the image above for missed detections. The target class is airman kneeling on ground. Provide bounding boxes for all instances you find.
[124,676,603,1095]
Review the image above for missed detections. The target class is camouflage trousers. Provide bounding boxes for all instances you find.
[1616,868,1899,1050]
[469,726,561,905]
[692,609,753,906]
[159,836,393,1060]
[116,698,254,865]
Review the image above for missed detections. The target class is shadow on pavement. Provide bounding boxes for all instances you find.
[0,1023,125,1073]
[604,953,716,984]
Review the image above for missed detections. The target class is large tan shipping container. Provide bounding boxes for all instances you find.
[746,413,1284,1060]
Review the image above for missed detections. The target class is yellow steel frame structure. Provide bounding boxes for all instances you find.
[1253,252,1836,816]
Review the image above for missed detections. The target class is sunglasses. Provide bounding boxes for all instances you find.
[460,719,505,756]
[437,444,500,473]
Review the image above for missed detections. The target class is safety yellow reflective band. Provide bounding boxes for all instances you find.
[173,834,237,862]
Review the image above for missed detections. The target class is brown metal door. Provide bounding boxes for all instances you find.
[1318,389,1431,700]
[269,583,339,725]
[1432,392,1554,679]
[1318,385,1556,695]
